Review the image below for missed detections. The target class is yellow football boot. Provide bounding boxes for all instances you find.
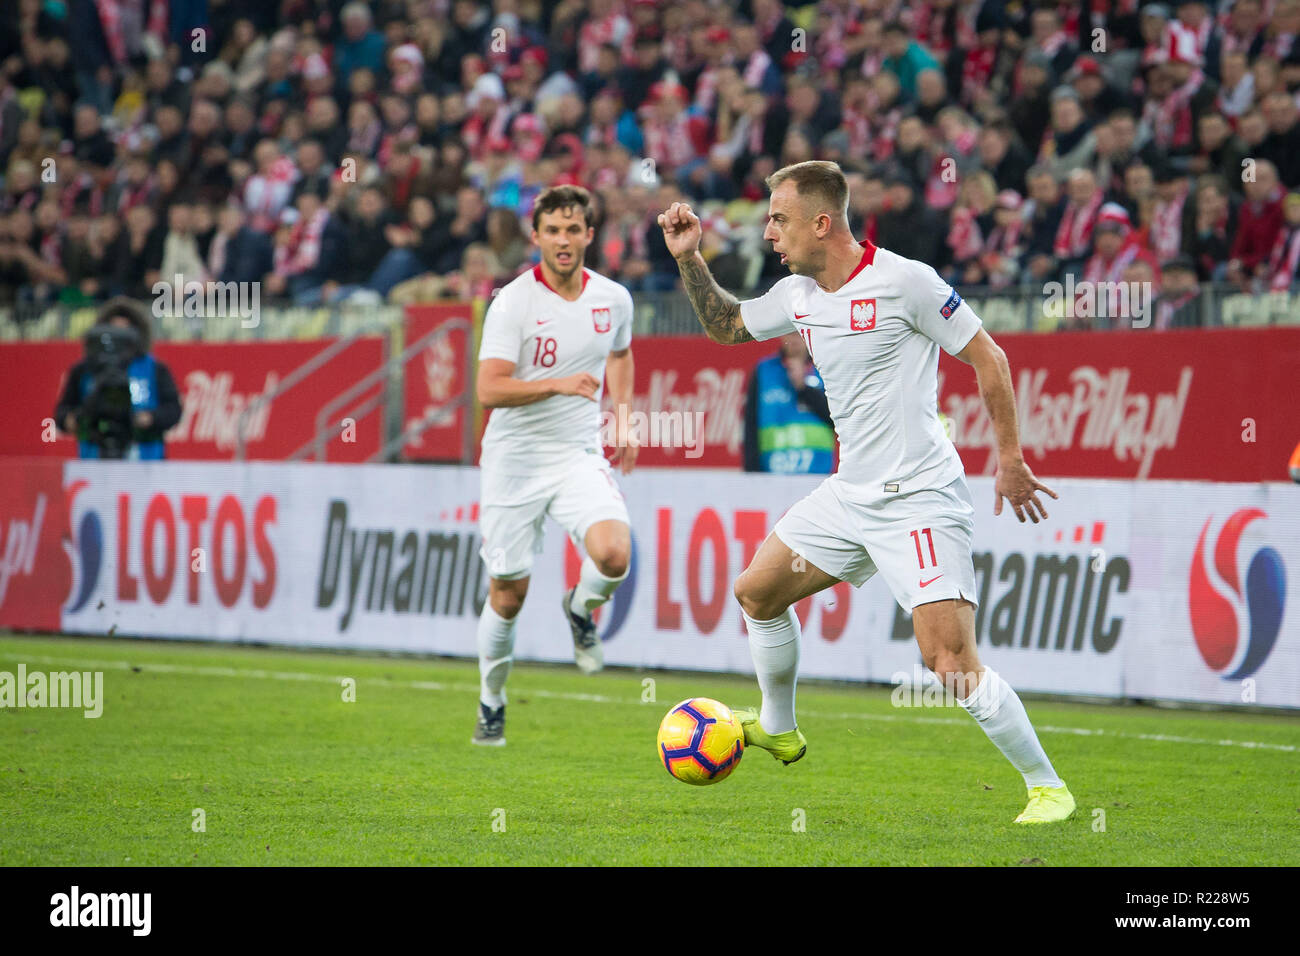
[732,708,807,765]
[1014,784,1076,824]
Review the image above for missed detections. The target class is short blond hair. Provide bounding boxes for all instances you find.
[765,160,849,220]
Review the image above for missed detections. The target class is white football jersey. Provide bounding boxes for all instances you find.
[478,264,634,475]
[740,240,981,504]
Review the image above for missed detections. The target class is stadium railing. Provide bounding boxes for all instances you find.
[5,284,1298,341]
[630,283,1300,337]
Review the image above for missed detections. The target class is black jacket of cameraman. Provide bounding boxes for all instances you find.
[54,298,183,459]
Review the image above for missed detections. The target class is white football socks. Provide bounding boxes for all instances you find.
[568,556,627,619]
[742,607,801,734]
[477,603,516,709]
[958,667,1065,789]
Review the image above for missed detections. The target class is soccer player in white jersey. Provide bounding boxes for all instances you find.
[473,185,637,746]
[659,161,1075,824]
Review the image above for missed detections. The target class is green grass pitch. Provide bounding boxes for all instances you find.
[1,632,1296,866]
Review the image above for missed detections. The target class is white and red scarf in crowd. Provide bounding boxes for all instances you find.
[244,155,299,233]
[857,48,885,81]
[947,205,984,263]
[926,127,977,208]
[755,4,784,43]
[1156,288,1199,328]
[628,211,651,260]
[346,116,383,157]
[1054,188,1104,259]
[642,114,697,172]
[693,65,725,114]
[584,120,620,149]
[1082,237,1142,287]
[982,215,1025,288]
[39,227,62,268]
[274,207,330,277]
[912,2,977,56]
[867,100,902,163]
[1037,28,1071,60]
[1268,223,1300,291]
[1168,16,1213,61]
[1145,69,1202,150]
[841,104,873,157]
[1012,27,1068,97]
[60,172,105,219]
[376,125,418,170]
[461,109,510,160]
[1220,19,1262,56]
[93,0,169,66]
[578,11,632,73]
[924,154,960,210]
[1151,184,1188,262]
[664,25,696,74]
[1262,30,1297,61]
[740,48,775,89]
[746,110,767,155]
[962,45,997,106]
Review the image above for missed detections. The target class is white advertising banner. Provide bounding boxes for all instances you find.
[51,462,1300,708]
[1125,481,1299,708]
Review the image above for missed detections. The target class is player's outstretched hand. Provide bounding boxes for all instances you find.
[657,201,702,261]
[994,458,1058,524]
[610,428,640,475]
[554,372,601,401]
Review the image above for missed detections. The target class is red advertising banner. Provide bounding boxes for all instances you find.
[0,458,69,631]
[597,327,1300,480]
[402,303,473,462]
[608,335,768,468]
[7,327,1296,478]
[938,327,1300,482]
[1,338,384,461]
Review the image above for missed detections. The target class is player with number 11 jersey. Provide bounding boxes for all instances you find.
[659,161,1076,825]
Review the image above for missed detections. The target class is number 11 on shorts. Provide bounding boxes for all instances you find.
[910,528,937,569]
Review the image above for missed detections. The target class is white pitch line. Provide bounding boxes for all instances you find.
[6,652,1297,754]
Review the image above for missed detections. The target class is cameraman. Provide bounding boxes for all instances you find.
[742,331,835,474]
[54,297,182,459]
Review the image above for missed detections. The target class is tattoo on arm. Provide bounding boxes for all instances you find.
[678,253,753,344]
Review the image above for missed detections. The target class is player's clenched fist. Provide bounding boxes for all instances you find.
[554,372,601,400]
[657,201,702,261]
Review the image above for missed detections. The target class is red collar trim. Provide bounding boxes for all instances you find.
[533,263,590,297]
[844,238,877,283]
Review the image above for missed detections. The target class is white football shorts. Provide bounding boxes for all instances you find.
[479,451,630,579]
[772,474,979,611]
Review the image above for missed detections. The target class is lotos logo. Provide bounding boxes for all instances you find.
[1189,509,1286,679]
[850,299,876,331]
[63,480,103,614]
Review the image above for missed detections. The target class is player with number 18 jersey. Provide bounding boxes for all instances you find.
[471,186,637,749]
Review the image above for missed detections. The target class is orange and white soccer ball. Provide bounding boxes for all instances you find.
[656,698,744,785]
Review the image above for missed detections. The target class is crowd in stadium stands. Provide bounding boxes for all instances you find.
[3,0,1300,329]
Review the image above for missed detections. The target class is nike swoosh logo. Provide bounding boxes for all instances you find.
[794,313,811,320]
[536,318,549,325]
[919,574,944,588]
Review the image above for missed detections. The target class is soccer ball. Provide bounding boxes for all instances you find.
[656,698,744,785]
